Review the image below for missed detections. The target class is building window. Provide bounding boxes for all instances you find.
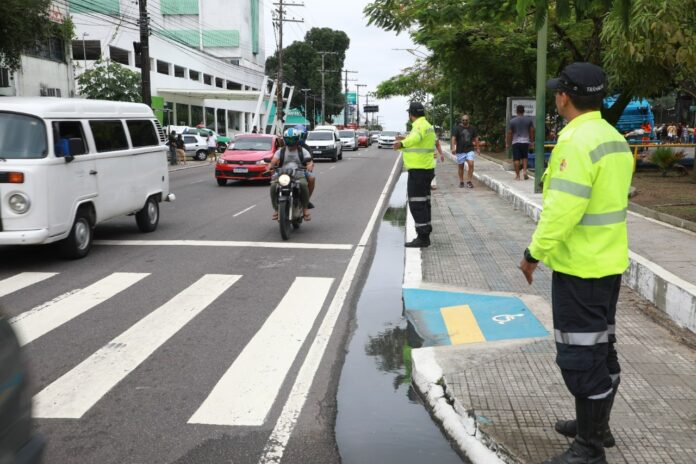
[189,70,200,81]
[215,77,223,88]
[174,65,185,78]
[176,103,190,126]
[109,46,130,66]
[0,68,10,88]
[126,120,159,147]
[28,36,66,62]
[157,60,170,75]
[217,109,226,136]
[205,107,215,130]
[227,81,242,91]
[72,40,101,61]
[89,120,128,152]
[191,105,204,126]
[203,74,212,85]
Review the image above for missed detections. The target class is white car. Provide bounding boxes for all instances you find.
[378,130,399,149]
[182,134,209,160]
[306,130,343,162]
[338,130,358,151]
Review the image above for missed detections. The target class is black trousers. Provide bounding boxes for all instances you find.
[552,271,621,399]
[407,169,434,237]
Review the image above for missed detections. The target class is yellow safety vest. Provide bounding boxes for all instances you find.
[401,117,437,170]
[528,111,633,278]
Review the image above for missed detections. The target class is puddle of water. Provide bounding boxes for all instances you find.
[336,173,464,464]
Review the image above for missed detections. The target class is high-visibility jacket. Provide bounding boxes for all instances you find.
[528,111,633,278]
[401,116,437,170]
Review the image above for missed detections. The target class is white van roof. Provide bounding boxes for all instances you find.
[0,97,156,119]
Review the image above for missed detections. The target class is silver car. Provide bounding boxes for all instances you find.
[338,130,358,151]
[182,134,209,161]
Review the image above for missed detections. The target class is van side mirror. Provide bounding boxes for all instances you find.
[55,138,74,162]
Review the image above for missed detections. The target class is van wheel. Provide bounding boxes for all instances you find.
[59,210,93,259]
[136,196,159,233]
[195,150,207,161]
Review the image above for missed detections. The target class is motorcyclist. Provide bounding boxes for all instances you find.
[267,127,314,221]
[293,124,316,209]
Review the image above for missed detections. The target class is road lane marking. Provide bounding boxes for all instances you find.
[260,154,402,463]
[10,273,149,346]
[93,240,352,251]
[233,205,256,217]
[33,274,241,419]
[0,272,58,298]
[441,305,485,344]
[189,277,334,426]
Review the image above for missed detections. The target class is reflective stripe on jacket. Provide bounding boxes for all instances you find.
[401,117,436,170]
[528,111,634,278]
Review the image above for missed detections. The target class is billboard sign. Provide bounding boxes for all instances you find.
[364,105,379,113]
[346,92,357,105]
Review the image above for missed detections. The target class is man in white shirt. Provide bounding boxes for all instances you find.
[207,132,218,164]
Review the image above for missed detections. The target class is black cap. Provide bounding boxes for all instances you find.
[547,62,606,96]
[407,101,426,117]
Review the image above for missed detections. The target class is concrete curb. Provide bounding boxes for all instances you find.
[628,201,696,234]
[468,154,696,334]
[168,162,211,173]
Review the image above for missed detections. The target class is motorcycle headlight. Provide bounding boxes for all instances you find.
[278,174,291,187]
[8,193,30,214]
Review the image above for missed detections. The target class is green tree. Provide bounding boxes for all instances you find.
[77,59,142,102]
[266,28,350,126]
[1,0,54,71]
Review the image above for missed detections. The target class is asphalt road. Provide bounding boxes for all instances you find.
[0,144,401,464]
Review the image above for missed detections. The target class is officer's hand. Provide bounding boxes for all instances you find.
[394,141,402,150]
[519,259,537,285]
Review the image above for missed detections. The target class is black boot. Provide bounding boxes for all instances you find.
[405,235,430,248]
[544,396,611,464]
[555,377,619,448]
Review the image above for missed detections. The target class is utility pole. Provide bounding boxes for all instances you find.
[356,83,367,128]
[138,0,151,107]
[343,69,357,126]
[273,1,304,134]
[318,51,338,124]
[534,17,548,193]
[301,88,311,127]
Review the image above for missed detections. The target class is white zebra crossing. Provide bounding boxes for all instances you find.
[10,273,150,346]
[189,277,334,426]
[33,274,241,419]
[0,272,58,298]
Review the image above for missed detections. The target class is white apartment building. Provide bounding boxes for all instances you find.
[70,0,270,136]
[0,2,75,98]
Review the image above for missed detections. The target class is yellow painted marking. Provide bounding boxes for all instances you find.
[441,305,486,345]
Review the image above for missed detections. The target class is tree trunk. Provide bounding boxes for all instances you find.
[602,91,633,126]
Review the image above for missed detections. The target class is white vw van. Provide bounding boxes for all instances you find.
[0,98,174,259]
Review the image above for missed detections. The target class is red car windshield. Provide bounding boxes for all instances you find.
[232,137,273,151]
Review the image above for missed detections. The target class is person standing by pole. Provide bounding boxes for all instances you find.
[394,102,437,248]
[506,105,535,180]
[518,63,634,464]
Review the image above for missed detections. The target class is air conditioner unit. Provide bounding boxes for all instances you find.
[40,86,62,97]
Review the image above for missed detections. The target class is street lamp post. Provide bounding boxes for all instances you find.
[356,83,367,128]
[301,88,311,127]
[82,32,89,70]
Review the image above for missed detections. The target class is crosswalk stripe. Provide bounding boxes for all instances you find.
[0,272,58,298]
[10,273,150,347]
[188,276,334,426]
[33,274,241,419]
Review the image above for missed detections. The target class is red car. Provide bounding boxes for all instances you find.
[215,134,281,185]
[357,130,370,147]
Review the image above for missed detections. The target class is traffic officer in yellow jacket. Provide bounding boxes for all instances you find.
[395,102,437,247]
[519,63,633,464]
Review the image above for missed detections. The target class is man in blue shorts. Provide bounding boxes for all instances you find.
[451,114,480,188]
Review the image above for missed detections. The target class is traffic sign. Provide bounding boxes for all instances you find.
[364,105,379,113]
[346,92,357,105]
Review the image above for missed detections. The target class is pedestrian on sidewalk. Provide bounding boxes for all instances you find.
[506,105,535,180]
[207,131,218,164]
[167,131,178,166]
[431,128,445,190]
[394,102,437,248]
[451,114,479,188]
[175,134,186,165]
[519,62,634,464]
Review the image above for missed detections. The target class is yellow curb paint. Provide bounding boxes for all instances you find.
[441,305,486,345]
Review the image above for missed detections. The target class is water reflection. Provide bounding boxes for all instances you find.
[383,206,407,227]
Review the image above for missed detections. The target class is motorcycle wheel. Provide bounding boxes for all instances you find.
[279,201,292,240]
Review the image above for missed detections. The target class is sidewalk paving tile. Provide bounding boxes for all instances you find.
[411,156,696,463]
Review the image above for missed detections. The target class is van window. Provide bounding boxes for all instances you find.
[90,120,129,152]
[52,121,87,156]
[0,113,47,159]
[126,120,159,147]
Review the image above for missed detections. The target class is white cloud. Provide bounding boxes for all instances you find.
[263,0,419,131]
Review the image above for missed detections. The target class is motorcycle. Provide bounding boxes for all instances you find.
[274,167,307,240]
